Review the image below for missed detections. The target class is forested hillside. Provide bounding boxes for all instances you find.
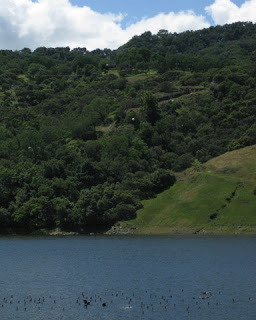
[0,22,256,234]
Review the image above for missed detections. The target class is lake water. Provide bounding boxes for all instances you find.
[0,235,256,320]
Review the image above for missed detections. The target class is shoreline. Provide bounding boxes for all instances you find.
[1,226,256,237]
[104,226,256,236]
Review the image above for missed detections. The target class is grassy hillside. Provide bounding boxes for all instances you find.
[115,145,256,234]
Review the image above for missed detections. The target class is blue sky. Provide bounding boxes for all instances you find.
[70,0,246,26]
[0,0,255,50]
[71,0,244,15]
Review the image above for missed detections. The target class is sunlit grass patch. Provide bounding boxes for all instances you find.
[117,145,256,234]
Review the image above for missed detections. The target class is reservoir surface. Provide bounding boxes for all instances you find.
[0,235,256,319]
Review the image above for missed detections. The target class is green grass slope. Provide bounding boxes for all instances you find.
[117,145,256,234]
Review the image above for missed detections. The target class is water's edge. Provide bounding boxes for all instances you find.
[1,225,256,237]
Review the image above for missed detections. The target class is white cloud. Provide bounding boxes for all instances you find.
[0,0,209,51]
[0,0,125,50]
[205,0,256,25]
[126,11,209,36]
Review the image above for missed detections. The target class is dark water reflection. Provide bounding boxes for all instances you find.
[0,235,256,319]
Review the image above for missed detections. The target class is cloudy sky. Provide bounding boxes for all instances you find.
[0,0,255,51]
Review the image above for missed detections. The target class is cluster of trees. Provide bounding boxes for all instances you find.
[0,22,256,233]
[116,22,256,74]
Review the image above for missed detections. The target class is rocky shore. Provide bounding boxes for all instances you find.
[105,226,137,235]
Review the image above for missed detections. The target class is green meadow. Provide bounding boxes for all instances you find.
[117,145,256,234]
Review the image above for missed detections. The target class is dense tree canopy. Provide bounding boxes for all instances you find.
[0,22,256,234]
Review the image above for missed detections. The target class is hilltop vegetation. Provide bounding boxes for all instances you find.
[0,22,256,234]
